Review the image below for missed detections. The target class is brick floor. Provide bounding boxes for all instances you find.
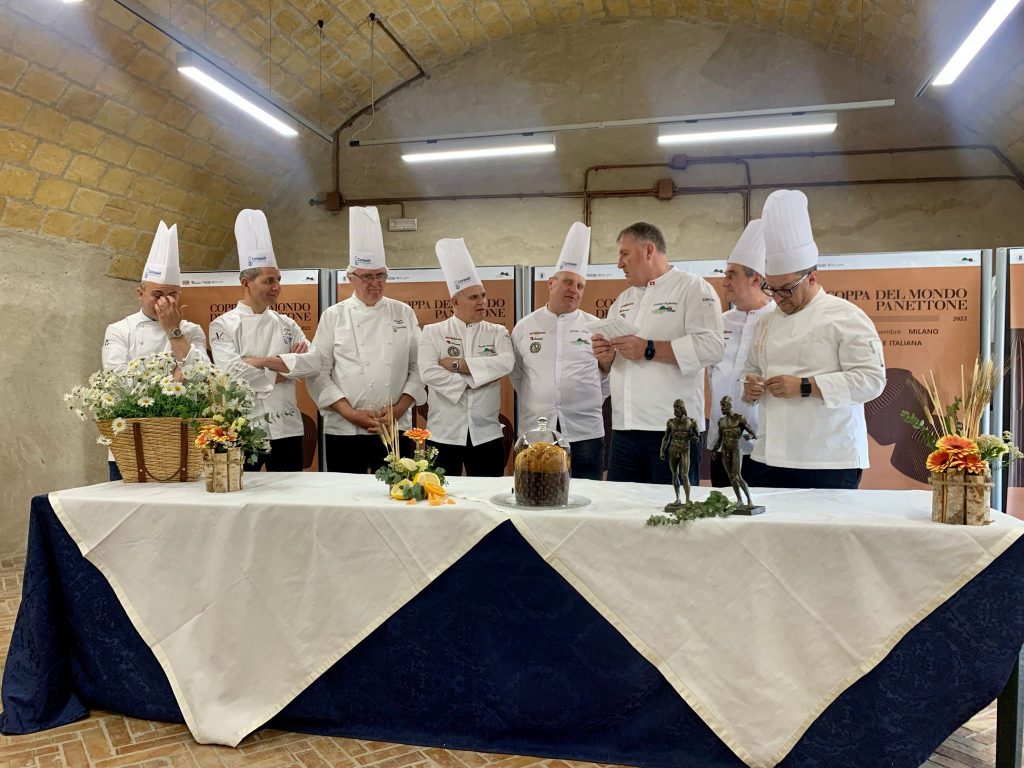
[0,558,1012,767]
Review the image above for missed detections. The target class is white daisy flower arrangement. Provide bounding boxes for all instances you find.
[64,353,276,465]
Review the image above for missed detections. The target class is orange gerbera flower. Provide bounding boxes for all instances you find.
[404,428,431,441]
[926,450,953,472]
[935,435,978,456]
[953,453,989,474]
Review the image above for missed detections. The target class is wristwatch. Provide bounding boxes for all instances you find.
[800,377,812,398]
[451,359,461,372]
[167,326,184,339]
[643,339,655,361]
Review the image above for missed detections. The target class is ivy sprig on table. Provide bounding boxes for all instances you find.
[646,491,736,526]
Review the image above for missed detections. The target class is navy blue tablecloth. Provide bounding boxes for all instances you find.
[4,494,1024,767]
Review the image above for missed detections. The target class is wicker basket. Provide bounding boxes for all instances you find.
[929,469,993,526]
[98,417,214,483]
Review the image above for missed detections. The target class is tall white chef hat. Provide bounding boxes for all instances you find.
[234,209,278,271]
[349,206,386,270]
[554,222,591,278]
[141,221,181,286]
[727,219,766,276]
[762,189,818,276]
[436,238,482,298]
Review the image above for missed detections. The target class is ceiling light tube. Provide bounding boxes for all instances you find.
[657,112,838,145]
[402,132,556,163]
[931,0,1023,87]
[176,51,298,138]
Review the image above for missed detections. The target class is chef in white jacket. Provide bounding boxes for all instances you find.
[257,207,426,474]
[102,220,208,479]
[208,209,309,472]
[591,222,724,485]
[707,219,774,487]
[418,238,514,477]
[510,222,608,480]
[742,189,885,489]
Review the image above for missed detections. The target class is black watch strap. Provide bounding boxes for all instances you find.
[644,339,655,360]
[800,377,811,397]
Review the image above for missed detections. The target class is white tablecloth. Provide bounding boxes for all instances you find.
[51,475,1024,768]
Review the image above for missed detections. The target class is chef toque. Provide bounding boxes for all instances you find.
[727,219,766,276]
[554,222,591,277]
[234,209,278,271]
[436,238,482,298]
[349,206,387,270]
[762,189,818,276]
[141,221,181,286]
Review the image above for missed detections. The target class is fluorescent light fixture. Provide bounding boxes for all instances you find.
[402,132,556,163]
[658,112,838,145]
[176,51,298,138]
[932,0,1023,86]
[62,0,84,3]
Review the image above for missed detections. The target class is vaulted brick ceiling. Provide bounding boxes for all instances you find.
[134,0,1024,169]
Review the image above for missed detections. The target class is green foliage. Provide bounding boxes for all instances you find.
[900,409,938,451]
[646,491,737,526]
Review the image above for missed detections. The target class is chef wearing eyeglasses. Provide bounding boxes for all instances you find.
[742,190,885,489]
[259,207,425,474]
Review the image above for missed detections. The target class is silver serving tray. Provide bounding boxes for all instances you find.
[489,493,591,511]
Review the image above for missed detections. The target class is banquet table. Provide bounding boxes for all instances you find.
[2,473,1024,768]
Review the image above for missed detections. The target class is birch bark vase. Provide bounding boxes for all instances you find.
[204,448,244,492]
[930,470,992,525]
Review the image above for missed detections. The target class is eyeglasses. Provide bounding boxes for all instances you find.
[351,272,388,284]
[762,272,810,299]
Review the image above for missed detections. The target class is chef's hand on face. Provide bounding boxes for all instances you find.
[742,375,765,403]
[155,295,185,331]
[765,375,802,399]
[610,335,645,361]
[591,334,615,366]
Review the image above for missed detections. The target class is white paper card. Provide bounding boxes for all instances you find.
[584,317,640,339]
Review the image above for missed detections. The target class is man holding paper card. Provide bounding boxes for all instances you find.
[591,222,724,485]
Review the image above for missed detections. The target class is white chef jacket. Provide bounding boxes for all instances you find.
[607,268,724,432]
[281,296,425,436]
[101,309,209,460]
[208,304,307,440]
[102,310,208,371]
[510,306,608,442]
[743,289,885,469]
[707,302,775,455]
[418,316,514,446]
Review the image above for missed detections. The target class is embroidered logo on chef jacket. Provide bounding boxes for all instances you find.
[652,303,677,314]
[283,330,294,346]
[103,338,113,346]
[447,345,462,357]
[617,301,634,318]
[392,319,407,333]
[478,344,496,356]
[529,341,542,353]
[213,331,225,341]
[570,337,589,347]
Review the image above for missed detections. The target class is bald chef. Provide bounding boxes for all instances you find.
[102,220,208,479]
[208,209,310,472]
[511,222,608,480]
[253,206,425,473]
[418,238,514,477]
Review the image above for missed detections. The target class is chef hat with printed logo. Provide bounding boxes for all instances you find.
[141,221,181,286]
[762,189,818,276]
[554,222,591,278]
[727,219,766,276]
[234,209,278,271]
[436,238,482,298]
[348,206,387,270]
